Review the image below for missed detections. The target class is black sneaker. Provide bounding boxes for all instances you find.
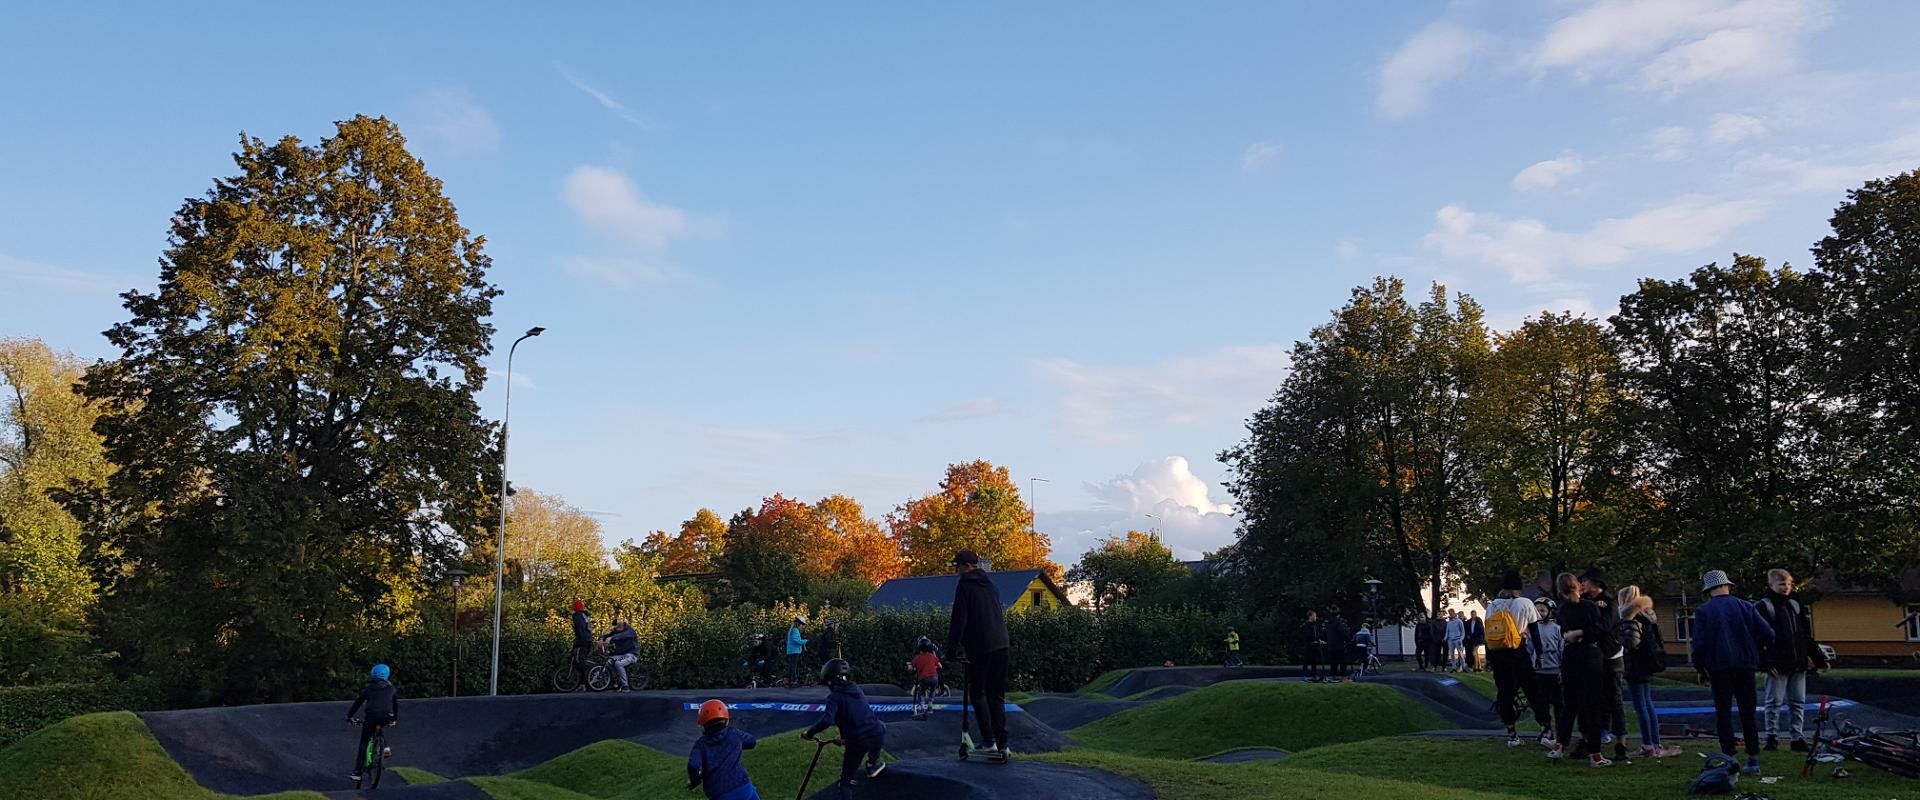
[1764,736,1778,751]
[867,760,886,778]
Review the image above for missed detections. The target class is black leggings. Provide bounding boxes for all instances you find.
[839,739,882,790]
[353,715,390,772]
[1534,672,1563,736]
[1489,649,1547,729]
[967,648,1010,749]
[1559,648,1605,753]
[1711,669,1760,756]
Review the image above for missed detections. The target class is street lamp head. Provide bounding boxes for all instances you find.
[1364,577,1382,593]
[525,326,546,337]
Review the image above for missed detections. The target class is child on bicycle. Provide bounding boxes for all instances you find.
[347,663,399,782]
[908,637,942,713]
[803,658,887,798]
[746,632,778,686]
[688,699,761,800]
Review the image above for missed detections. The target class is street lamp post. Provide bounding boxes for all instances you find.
[1028,477,1047,517]
[489,326,544,697]
[1363,577,1383,661]
[449,569,469,696]
[1144,513,1160,536]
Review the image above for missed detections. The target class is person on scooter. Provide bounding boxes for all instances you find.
[944,548,1012,757]
[746,632,779,687]
[802,658,887,798]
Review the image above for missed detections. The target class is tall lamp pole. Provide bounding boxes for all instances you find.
[448,569,468,696]
[489,326,544,696]
[1028,477,1047,517]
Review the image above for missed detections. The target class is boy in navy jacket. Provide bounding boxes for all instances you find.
[802,658,886,798]
[688,699,760,800]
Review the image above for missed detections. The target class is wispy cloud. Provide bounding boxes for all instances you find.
[1424,194,1768,284]
[918,398,1014,424]
[564,166,690,248]
[1378,22,1485,120]
[1035,345,1291,442]
[556,65,655,129]
[1646,125,1694,162]
[0,254,128,295]
[560,256,693,288]
[1511,153,1586,191]
[1707,112,1768,144]
[1240,141,1283,172]
[408,88,501,155]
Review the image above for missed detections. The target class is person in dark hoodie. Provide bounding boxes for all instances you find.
[944,548,1012,755]
[1692,569,1775,775]
[688,699,760,800]
[569,600,593,691]
[802,658,887,798]
[1325,609,1352,682]
[347,663,399,782]
[600,618,639,691]
[1753,568,1828,751]
[818,618,841,662]
[1294,610,1327,682]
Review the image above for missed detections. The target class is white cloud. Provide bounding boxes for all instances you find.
[1035,345,1291,443]
[560,256,692,288]
[918,398,1014,424]
[1533,0,1829,92]
[564,166,689,248]
[1736,128,1920,193]
[0,254,126,294]
[557,65,654,129]
[1424,195,1767,284]
[1377,22,1484,120]
[408,88,501,155]
[1511,153,1586,191]
[1707,113,1768,144]
[1240,141,1283,172]
[1335,240,1363,260]
[1042,457,1239,561]
[1647,126,1694,161]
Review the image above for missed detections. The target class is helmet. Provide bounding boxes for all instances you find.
[819,657,851,684]
[826,618,838,626]
[696,699,730,728]
[916,635,933,651]
[371,664,391,681]
[795,615,808,625]
[572,600,585,612]
[752,632,765,640]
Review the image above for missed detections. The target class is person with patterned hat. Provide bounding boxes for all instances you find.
[1690,569,1776,775]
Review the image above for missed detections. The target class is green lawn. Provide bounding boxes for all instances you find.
[463,727,875,800]
[0,712,324,800]
[1280,735,1916,800]
[1037,749,1522,800]
[388,766,447,785]
[1077,668,1132,697]
[1070,681,1450,759]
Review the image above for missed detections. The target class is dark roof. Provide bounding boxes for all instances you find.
[866,570,1070,611]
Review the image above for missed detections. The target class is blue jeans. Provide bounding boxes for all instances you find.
[1626,679,1660,746]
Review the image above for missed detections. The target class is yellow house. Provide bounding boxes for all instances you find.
[1656,574,1920,661]
[866,569,1072,613]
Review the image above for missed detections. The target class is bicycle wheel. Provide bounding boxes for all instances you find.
[369,745,384,789]
[628,670,650,691]
[587,664,613,692]
[553,664,582,693]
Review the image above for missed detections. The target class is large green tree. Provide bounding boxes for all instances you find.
[1611,256,1869,585]
[1066,530,1190,611]
[72,116,500,703]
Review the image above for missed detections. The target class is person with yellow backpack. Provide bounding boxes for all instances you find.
[1486,570,1550,747]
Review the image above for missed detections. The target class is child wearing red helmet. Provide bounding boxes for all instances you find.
[688,699,760,800]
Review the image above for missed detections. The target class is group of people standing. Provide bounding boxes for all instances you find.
[1416,608,1486,672]
[1290,608,1374,681]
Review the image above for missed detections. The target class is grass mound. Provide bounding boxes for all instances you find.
[1279,736,1911,800]
[1071,681,1448,759]
[477,727,871,800]
[0,711,322,800]
[388,766,447,784]
[1078,669,1131,697]
[1038,749,1518,800]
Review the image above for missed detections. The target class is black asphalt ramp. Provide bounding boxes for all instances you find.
[807,759,1152,800]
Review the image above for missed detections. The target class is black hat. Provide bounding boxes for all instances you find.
[1501,570,1524,591]
[952,549,980,566]
[1579,567,1607,588]
[819,657,851,684]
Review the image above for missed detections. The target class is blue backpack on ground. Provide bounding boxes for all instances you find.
[1689,753,1741,794]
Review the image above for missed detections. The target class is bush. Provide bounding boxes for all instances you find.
[0,681,162,747]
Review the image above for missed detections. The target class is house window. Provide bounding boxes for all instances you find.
[1032,590,1044,607]
[1904,604,1920,643]
[1675,608,1695,642]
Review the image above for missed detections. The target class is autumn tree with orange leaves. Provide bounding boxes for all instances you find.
[640,508,728,574]
[888,460,1059,580]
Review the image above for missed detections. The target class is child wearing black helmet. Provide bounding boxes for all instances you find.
[802,658,887,797]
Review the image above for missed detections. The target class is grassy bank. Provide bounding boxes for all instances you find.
[1071,681,1450,759]
[0,712,323,800]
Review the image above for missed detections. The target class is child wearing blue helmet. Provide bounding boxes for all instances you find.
[348,664,400,781]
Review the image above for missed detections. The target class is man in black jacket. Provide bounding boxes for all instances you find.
[569,600,593,691]
[944,549,1011,756]
[1754,568,1828,751]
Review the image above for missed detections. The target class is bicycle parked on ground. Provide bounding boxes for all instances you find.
[1826,721,1920,778]
[349,718,390,790]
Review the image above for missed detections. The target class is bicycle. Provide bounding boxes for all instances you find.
[349,718,392,790]
[552,650,612,692]
[1825,720,1920,778]
[596,655,649,691]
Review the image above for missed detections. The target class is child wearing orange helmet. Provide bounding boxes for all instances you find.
[687,699,760,800]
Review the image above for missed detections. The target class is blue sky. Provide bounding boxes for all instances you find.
[5,2,1919,562]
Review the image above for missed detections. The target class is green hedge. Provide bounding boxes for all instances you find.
[370,603,1288,698]
[0,681,162,748]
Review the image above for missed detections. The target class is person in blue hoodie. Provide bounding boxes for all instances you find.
[688,699,760,800]
[801,658,886,798]
[1690,569,1775,774]
[785,616,809,686]
[346,664,399,782]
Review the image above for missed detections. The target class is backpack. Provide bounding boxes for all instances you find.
[1486,603,1523,651]
[1688,753,1740,794]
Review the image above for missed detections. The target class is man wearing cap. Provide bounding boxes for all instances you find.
[945,549,1012,756]
[1690,569,1776,774]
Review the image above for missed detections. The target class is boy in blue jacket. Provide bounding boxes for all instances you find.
[802,658,886,798]
[688,699,760,800]
[1691,569,1775,774]
[786,616,809,686]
